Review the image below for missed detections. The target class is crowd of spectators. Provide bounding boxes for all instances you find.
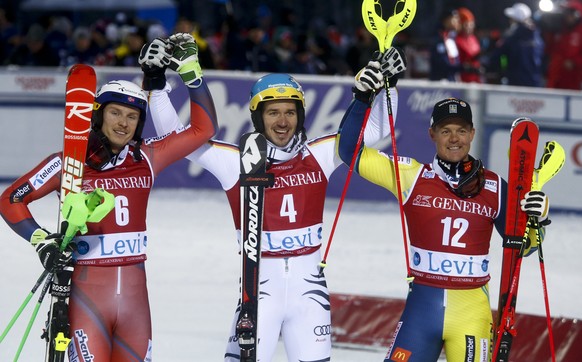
[1,1,581,90]
[429,1,582,90]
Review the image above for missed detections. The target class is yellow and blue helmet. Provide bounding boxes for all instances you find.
[249,73,306,133]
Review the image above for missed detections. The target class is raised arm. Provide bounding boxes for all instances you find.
[361,47,407,145]
[337,47,406,165]
[139,35,218,173]
[140,35,219,137]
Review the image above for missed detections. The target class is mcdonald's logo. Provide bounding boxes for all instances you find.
[390,347,412,361]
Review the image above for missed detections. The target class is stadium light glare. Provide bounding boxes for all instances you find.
[539,0,555,12]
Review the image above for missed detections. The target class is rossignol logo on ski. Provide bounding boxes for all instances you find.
[64,87,94,137]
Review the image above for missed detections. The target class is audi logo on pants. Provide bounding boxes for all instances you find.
[313,324,331,336]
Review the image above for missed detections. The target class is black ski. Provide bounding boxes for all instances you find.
[236,133,274,361]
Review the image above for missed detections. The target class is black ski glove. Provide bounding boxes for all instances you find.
[521,191,551,226]
[353,60,384,104]
[352,46,408,104]
[139,38,172,91]
[33,222,75,273]
[376,47,407,87]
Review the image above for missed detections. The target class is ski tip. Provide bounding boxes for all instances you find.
[511,117,533,130]
[68,64,96,77]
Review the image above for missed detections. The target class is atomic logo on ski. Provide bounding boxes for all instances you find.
[516,124,534,143]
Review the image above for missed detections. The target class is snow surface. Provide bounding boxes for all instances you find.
[1,186,580,361]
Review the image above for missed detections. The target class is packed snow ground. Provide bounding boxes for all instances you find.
[1,186,580,361]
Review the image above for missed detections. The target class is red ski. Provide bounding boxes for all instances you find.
[59,64,96,205]
[44,64,96,362]
[493,117,539,362]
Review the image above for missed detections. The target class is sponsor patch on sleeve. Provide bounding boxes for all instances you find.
[10,182,33,203]
[28,156,61,190]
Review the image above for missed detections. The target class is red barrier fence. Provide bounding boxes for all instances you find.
[330,293,582,361]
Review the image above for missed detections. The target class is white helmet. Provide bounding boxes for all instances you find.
[87,80,148,170]
[92,80,148,140]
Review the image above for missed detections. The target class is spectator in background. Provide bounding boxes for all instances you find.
[147,23,167,43]
[242,22,277,72]
[272,28,296,72]
[43,16,72,62]
[321,22,351,75]
[0,7,18,63]
[307,31,335,74]
[455,7,483,83]
[430,8,461,81]
[346,26,379,75]
[173,17,215,69]
[4,23,61,66]
[289,33,327,74]
[485,3,544,87]
[545,1,582,90]
[62,26,103,66]
[89,19,116,66]
[221,15,247,70]
[114,26,147,67]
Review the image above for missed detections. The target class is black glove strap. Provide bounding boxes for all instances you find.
[352,87,374,105]
[142,74,167,91]
[142,65,167,91]
[387,73,401,88]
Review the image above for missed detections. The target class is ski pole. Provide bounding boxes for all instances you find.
[362,0,417,283]
[0,270,50,343]
[319,0,417,274]
[529,141,564,362]
[535,226,556,362]
[0,189,111,345]
[13,272,53,361]
[319,107,371,275]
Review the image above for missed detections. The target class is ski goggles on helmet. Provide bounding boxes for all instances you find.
[452,158,485,198]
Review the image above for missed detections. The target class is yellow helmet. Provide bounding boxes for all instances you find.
[248,73,306,132]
